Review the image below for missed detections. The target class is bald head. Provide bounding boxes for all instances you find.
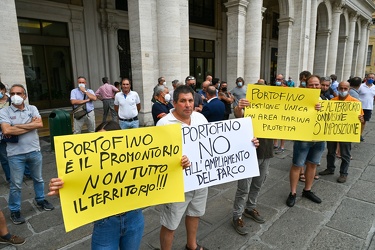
[202,81,211,91]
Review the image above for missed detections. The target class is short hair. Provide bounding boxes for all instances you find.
[330,74,337,81]
[158,77,165,83]
[121,78,131,84]
[95,121,121,132]
[154,85,166,97]
[172,79,179,85]
[299,71,311,80]
[0,82,6,91]
[10,84,27,95]
[185,76,195,83]
[349,77,362,87]
[207,85,216,96]
[320,76,331,83]
[114,81,120,88]
[306,74,321,84]
[173,85,194,102]
[212,78,220,85]
[77,76,86,80]
[102,77,109,84]
[236,77,244,83]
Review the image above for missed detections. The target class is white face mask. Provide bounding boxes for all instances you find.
[11,95,24,105]
[164,94,171,102]
[163,82,167,86]
[78,83,85,88]
[338,91,348,98]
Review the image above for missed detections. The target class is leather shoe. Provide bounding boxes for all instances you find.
[337,175,347,183]
[286,192,296,207]
[302,190,321,203]
[319,169,334,175]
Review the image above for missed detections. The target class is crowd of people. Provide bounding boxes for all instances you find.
[0,70,371,249]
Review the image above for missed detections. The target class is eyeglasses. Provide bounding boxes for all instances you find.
[10,92,24,96]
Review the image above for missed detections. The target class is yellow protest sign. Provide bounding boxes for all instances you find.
[244,85,320,140]
[54,124,184,232]
[313,100,362,142]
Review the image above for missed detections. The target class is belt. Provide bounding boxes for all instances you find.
[119,116,138,122]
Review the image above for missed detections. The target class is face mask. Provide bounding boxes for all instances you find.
[0,92,3,99]
[237,82,243,87]
[338,91,348,98]
[164,94,171,102]
[301,81,306,87]
[367,79,374,84]
[221,87,227,92]
[189,84,195,90]
[78,83,85,88]
[163,82,167,86]
[275,81,282,86]
[11,95,24,105]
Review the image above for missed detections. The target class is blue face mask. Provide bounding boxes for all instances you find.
[0,92,3,99]
[275,81,281,86]
[301,81,306,87]
[367,79,374,84]
[237,82,243,87]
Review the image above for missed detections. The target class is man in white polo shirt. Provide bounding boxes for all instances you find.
[358,73,375,141]
[114,78,141,129]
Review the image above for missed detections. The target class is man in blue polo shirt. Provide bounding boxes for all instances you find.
[70,76,97,134]
[0,84,54,225]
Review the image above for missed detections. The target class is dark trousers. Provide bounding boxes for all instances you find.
[326,141,351,176]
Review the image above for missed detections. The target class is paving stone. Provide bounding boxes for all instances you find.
[142,207,160,235]
[261,206,324,249]
[327,198,375,239]
[368,234,375,250]
[316,167,362,186]
[256,180,292,211]
[242,239,273,250]
[347,179,375,204]
[309,227,364,249]
[360,165,375,183]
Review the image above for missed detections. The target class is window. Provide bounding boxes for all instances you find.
[367,45,372,66]
[118,29,132,80]
[18,18,73,109]
[189,38,215,89]
[189,0,215,27]
[116,0,128,11]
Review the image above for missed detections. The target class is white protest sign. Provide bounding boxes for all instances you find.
[182,118,259,192]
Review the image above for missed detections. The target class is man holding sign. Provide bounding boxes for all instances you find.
[319,81,364,183]
[157,85,209,250]
[286,75,325,207]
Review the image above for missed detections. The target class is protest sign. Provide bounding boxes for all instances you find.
[313,100,362,142]
[182,118,259,192]
[54,124,184,232]
[244,85,320,141]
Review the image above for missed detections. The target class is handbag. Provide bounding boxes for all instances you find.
[72,104,87,120]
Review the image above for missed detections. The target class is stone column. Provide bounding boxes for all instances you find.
[277,17,294,78]
[128,0,157,126]
[336,35,348,81]
[307,0,318,71]
[157,0,182,86]
[356,20,369,77]
[244,0,263,83]
[313,30,330,76]
[107,22,119,83]
[343,13,358,79]
[352,40,360,76]
[179,0,189,80]
[224,0,248,85]
[0,0,25,91]
[326,2,342,75]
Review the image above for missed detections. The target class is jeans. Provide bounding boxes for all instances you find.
[0,141,10,182]
[91,209,144,250]
[327,141,351,176]
[233,158,270,219]
[8,151,45,212]
[119,120,139,129]
[102,99,118,122]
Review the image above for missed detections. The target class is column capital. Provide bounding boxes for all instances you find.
[278,17,294,26]
[332,1,344,13]
[316,29,331,37]
[224,0,248,16]
[348,11,359,22]
[339,35,348,42]
[107,22,119,33]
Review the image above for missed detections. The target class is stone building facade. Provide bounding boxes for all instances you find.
[0,0,374,125]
